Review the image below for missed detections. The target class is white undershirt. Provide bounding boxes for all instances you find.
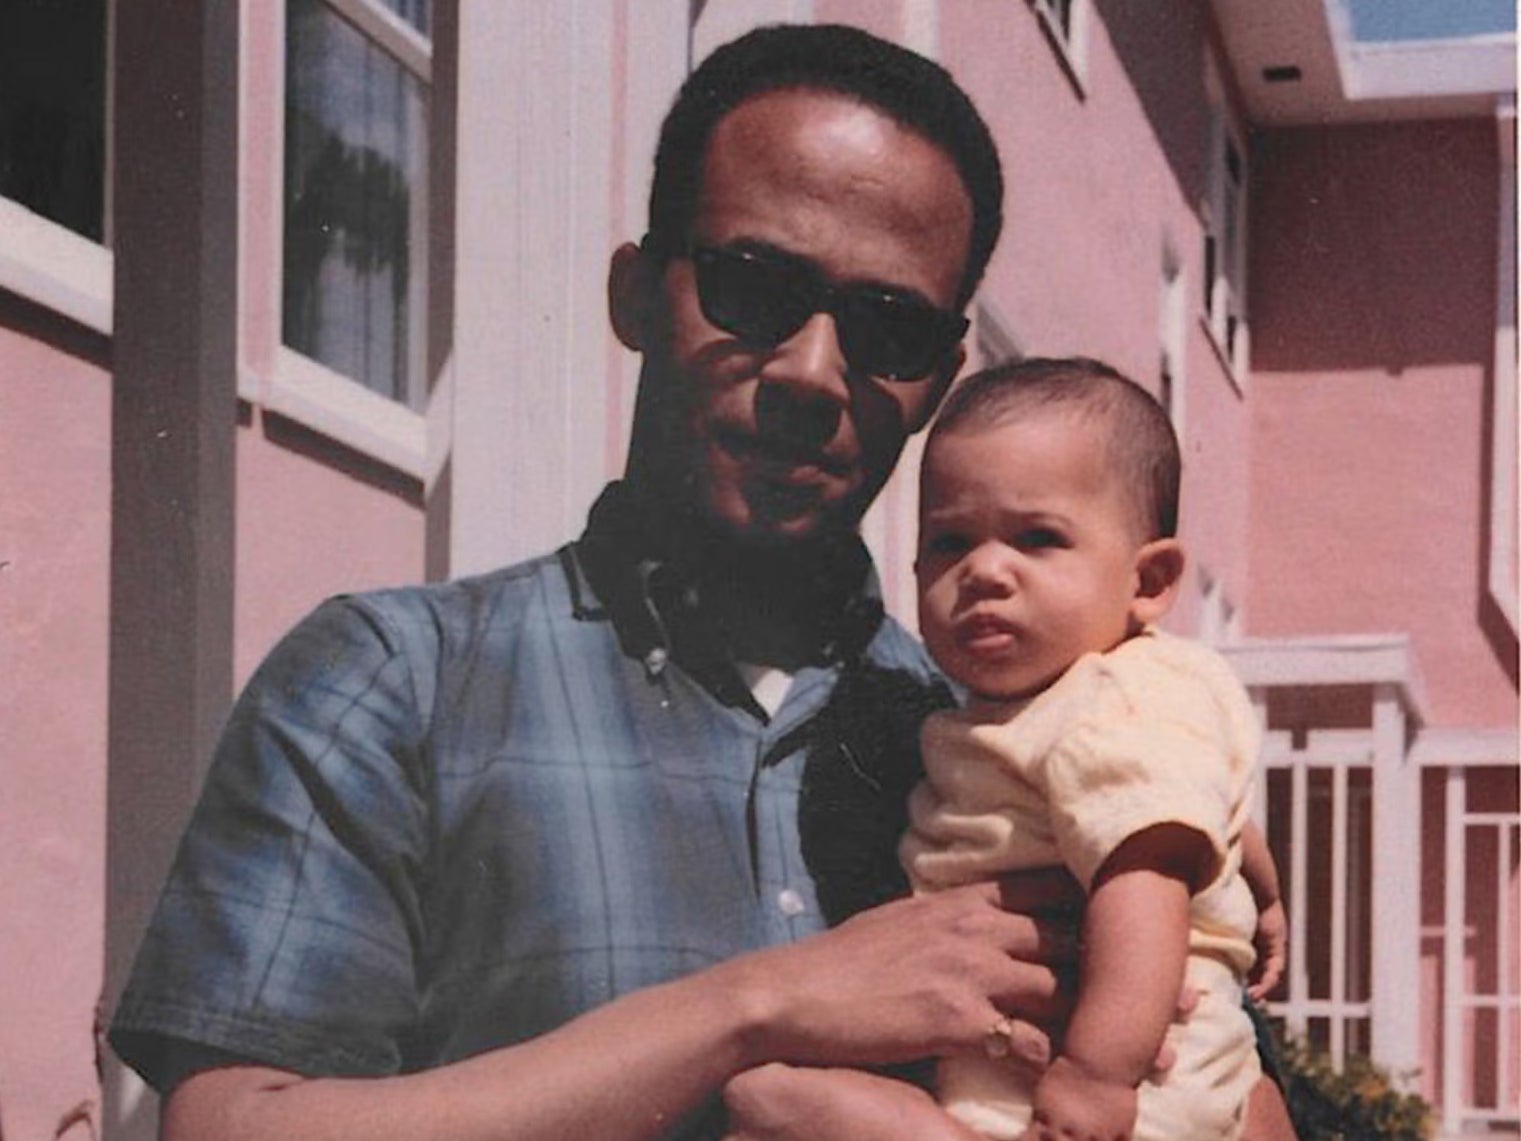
[736,662,793,717]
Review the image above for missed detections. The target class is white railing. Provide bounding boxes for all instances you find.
[1257,725,1376,1064]
[1415,732,1521,1136]
[1224,636,1427,1080]
[1222,637,1520,1137]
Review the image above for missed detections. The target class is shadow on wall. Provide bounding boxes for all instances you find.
[0,287,109,369]
[1094,0,1214,231]
[1249,119,1499,375]
[1477,357,1519,687]
[1248,118,1516,684]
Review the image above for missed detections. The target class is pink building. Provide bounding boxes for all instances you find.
[0,2,1513,1138]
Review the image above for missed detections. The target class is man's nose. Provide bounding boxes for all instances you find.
[754,312,848,452]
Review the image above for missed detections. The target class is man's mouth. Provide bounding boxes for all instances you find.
[718,429,849,484]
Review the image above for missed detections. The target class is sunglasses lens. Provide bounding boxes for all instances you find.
[835,293,964,381]
[692,246,965,381]
[694,249,813,346]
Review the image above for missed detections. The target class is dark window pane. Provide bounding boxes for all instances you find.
[283,0,429,404]
[0,0,106,241]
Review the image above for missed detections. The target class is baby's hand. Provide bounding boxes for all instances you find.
[1019,1057,1138,1141]
[1249,898,1288,1001]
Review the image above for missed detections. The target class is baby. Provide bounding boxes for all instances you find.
[901,357,1284,1141]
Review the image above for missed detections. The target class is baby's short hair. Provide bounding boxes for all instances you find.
[929,356,1181,540]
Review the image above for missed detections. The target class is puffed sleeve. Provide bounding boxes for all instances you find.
[1038,656,1244,894]
[110,595,435,1088]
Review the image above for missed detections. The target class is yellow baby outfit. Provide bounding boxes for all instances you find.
[901,629,1262,1141]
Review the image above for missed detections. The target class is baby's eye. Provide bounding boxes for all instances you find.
[1014,527,1067,551]
[922,531,969,557]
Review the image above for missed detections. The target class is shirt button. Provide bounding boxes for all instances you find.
[776,888,806,917]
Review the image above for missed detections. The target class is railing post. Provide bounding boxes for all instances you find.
[1442,766,1467,1134]
[1370,683,1421,1085]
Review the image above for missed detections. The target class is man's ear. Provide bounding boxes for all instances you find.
[608,241,660,351]
[906,343,965,433]
[1130,537,1185,626]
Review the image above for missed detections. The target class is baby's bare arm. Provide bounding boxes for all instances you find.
[1021,823,1208,1141]
[1241,821,1288,998]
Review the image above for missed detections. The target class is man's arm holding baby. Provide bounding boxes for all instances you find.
[161,878,1072,1141]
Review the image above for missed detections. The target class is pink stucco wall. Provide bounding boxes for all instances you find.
[941,0,1253,630]
[0,315,111,1141]
[234,411,426,685]
[1248,119,1513,729]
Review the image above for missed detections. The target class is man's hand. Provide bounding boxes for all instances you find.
[725,873,1079,1070]
[1019,1056,1138,1141]
[722,1064,982,1141]
[1248,898,1287,1001]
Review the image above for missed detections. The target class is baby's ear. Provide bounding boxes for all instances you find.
[1130,538,1185,626]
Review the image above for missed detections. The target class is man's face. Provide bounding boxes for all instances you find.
[915,413,1150,702]
[631,88,973,546]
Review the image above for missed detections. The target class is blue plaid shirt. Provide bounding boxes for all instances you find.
[110,491,939,1134]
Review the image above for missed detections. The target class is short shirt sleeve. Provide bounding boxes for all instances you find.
[109,595,435,1089]
[1037,648,1245,893]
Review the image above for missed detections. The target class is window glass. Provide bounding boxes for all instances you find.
[284,0,429,405]
[378,0,430,36]
[0,0,107,241]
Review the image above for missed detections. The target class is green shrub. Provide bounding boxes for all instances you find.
[1273,1030,1434,1141]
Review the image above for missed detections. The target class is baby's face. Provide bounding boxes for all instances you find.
[916,412,1148,702]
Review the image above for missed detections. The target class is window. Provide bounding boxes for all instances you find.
[0,0,107,242]
[973,298,1022,371]
[1198,570,1239,645]
[1028,0,1089,89]
[283,0,431,406]
[1202,72,1249,381]
[1158,254,1187,434]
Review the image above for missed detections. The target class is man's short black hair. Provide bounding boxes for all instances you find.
[646,23,1003,308]
[930,356,1182,540]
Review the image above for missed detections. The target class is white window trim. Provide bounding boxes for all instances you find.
[1488,96,1517,636]
[325,0,431,81]
[1159,253,1188,441]
[972,296,1023,369]
[1197,567,1241,647]
[0,197,112,334]
[1028,0,1090,95]
[246,346,430,482]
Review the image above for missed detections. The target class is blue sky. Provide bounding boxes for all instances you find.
[1348,0,1516,41]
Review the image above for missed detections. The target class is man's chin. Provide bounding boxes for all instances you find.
[699,493,859,550]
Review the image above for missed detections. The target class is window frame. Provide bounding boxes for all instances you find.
[258,0,435,481]
[0,0,113,334]
[1201,62,1250,390]
[0,196,112,334]
[1158,252,1188,440]
[1027,0,1090,95]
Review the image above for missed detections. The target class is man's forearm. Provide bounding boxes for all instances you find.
[165,965,767,1141]
[163,882,1069,1141]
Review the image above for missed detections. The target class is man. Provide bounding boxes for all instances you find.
[111,24,1293,1141]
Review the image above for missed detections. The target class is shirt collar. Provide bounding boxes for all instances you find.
[566,482,886,706]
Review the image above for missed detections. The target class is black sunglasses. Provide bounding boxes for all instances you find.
[688,244,968,382]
